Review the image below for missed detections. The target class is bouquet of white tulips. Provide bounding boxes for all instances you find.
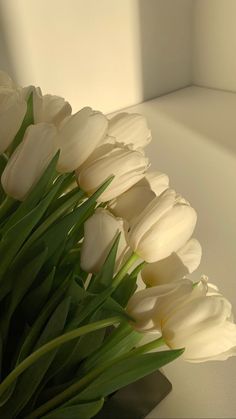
[0,70,235,419]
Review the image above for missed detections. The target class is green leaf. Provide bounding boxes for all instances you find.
[0,244,48,341]
[47,284,130,385]
[25,187,84,256]
[45,285,112,380]
[45,173,76,211]
[10,246,47,316]
[0,275,12,302]
[68,349,184,404]
[0,276,71,408]
[88,233,121,293]
[45,178,79,216]
[0,332,2,378]
[1,152,60,234]
[7,92,34,155]
[0,154,8,204]
[102,296,133,321]
[69,287,113,329]
[49,311,106,385]
[0,176,66,281]
[60,247,82,279]
[22,267,55,325]
[0,317,120,408]
[0,196,18,225]
[82,322,142,374]
[112,272,138,307]
[16,275,72,365]
[24,176,114,265]
[2,297,71,417]
[42,398,104,419]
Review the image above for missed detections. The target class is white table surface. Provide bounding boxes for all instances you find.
[121,86,236,418]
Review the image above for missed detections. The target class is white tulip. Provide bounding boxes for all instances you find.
[0,88,26,153]
[80,208,128,273]
[1,123,58,200]
[31,87,72,126]
[109,184,155,224]
[127,277,236,362]
[108,112,151,150]
[142,238,202,286]
[56,107,108,173]
[139,171,169,196]
[78,147,149,202]
[78,142,115,172]
[127,189,197,263]
[109,171,169,223]
[177,238,202,273]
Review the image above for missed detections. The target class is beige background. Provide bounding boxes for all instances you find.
[0,0,193,113]
[193,0,236,92]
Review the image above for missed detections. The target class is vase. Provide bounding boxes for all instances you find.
[94,370,172,419]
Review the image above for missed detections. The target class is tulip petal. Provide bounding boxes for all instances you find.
[33,88,72,126]
[0,89,27,153]
[1,123,58,200]
[80,209,128,273]
[141,253,189,286]
[128,189,176,253]
[139,171,169,196]
[78,147,149,202]
[109,185,155,223]
[108,112,151,150]
[177,238,202,273]
[57,107,108,172]
[133,202,197,262]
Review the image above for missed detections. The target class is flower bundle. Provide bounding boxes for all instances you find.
[0,71,235,418]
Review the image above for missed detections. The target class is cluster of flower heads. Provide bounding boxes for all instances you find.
[1,70,236,363]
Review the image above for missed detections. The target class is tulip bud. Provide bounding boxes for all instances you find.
[142,238,202,286]
[109,171,169,223]
[79,141,115,171]
[127,189,197,263]
[31,87,72,126]
[127,278,236,362]
[108,112,151,150]
[56,107,108,173]
[1,123,58,200]
[139,171,169,196]
[0,88,26,153]
[80,208,128,273]
[78,147,149,202]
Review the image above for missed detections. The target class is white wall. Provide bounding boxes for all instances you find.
[193,0,236,92]
[2,0,236,108]
[0,0,193,113]
[0,0,141,113]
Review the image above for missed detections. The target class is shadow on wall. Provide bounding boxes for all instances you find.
[138,0,193,101]
[0,6,16,78]
[0,0,194,112]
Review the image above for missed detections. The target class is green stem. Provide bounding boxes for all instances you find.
[112,252,139,288]
[130,336,165,356]
[26,336,165,418]
[0,317,120,399]
[130,261,146,277]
